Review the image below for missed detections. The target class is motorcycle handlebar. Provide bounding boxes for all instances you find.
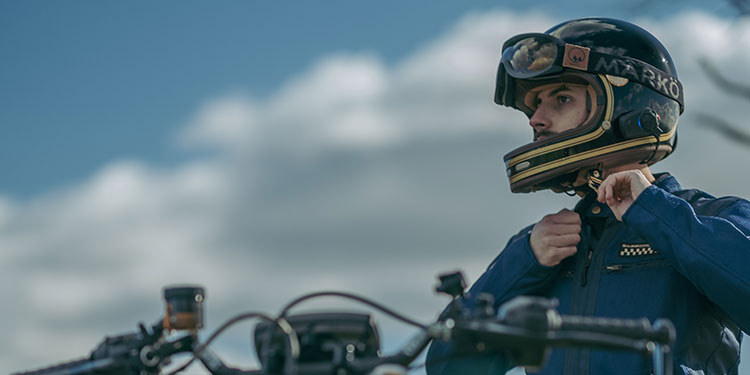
[12,272,677,375]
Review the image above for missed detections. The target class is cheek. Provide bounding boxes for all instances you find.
[558,107,588,131]
[574,106,589,125]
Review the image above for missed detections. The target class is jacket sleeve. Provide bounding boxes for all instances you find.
[425,226,560,375]
[463,225,562,310]
[623,185,750,331]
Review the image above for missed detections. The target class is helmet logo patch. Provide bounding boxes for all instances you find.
[562,44,590,70]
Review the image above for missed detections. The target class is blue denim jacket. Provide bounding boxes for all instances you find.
[426,174,749,375]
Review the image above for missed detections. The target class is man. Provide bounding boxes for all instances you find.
[426,18,749,374]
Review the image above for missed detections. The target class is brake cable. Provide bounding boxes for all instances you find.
[165,312,296,375]
[278,291,427,330]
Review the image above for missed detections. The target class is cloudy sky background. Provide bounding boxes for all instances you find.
[2,1,749,374]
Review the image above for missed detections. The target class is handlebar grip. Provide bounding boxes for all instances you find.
[559,315,671,344]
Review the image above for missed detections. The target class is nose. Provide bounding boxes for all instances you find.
[529,104,551,132]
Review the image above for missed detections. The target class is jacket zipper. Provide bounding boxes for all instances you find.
[580,248,594,286]
[605,259,669,272]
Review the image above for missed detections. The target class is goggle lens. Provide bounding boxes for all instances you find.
[502,35,559,78]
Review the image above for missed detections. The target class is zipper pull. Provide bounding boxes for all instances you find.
[580,248,594,286]
[605,265,623,272]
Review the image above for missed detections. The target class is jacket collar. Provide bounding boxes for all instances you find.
[652,172,681,193]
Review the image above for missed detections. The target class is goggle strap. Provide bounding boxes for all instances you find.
[583,50,684,109]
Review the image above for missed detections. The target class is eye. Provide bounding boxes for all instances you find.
[557,95,572,105]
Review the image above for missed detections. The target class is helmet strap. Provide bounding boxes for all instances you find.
[587,167,603,190]
[562,166,602,197]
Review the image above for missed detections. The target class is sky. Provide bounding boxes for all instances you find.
[1,1,749,374]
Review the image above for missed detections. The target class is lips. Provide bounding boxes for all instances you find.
[534,130,555,141]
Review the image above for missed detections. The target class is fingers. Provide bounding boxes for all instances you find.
[534,232,580,249]
[606,182,616,206]
[530,209,582,266]
[597,170,652,203]
[556,246,578,259]
[548,233,581,247]
[542,245,578,266]
[615,181,632,201]
[548,208,581,224]
[539,210,581,238]
[598,174,618,203]
[595,170,654,222]
[549,223,582,235]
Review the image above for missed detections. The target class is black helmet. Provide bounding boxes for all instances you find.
[495,18,683,193]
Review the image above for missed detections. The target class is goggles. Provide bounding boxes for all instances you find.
[498,33,684,111]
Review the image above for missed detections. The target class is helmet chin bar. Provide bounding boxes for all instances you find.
[508,141,674,194]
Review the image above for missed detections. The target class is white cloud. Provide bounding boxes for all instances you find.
[3,9,749,375]
[0,197,13,234]
[265,54,400,150]
[180,94,262,151]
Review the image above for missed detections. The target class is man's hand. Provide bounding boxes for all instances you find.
[529,209,581,266]
[597,170,652,221]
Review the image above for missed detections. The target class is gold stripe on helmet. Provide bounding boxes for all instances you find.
[509,126,676,184]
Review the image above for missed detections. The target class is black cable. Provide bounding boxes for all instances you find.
[641,132,661,164]
[165,312,278,375]
[277,291,427,330]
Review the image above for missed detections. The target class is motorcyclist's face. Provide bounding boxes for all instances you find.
[528,84,589,141]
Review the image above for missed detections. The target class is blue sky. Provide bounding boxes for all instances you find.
[0,0,742,199]
[2,0,505,198]
[1,1,749,374]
